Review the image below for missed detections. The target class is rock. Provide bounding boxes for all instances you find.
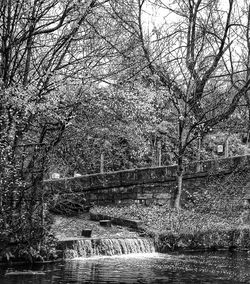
[51,173,60,179]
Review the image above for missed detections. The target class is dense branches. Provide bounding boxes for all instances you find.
[0,0,133,253]
[110,0,250,208]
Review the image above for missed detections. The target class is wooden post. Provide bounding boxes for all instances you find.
[152,132,157,166]
[224,137,229,158]
[100,152,104,173]
[157,140,162,166]
[81,229,92,237]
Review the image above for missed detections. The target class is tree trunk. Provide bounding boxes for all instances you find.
[196,136,201,172]
[174,152,184,209]
[174,119,184,209]
[157,140,162,166]
[174,169,183,209]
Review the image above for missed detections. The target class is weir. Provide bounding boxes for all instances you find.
[60,237,155,259]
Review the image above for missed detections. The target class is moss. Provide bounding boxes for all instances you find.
[91,204,250,252]
[153,227,250,252]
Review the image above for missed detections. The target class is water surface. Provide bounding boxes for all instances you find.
[1,251,250,283]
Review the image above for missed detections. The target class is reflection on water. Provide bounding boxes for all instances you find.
[1,251,250,283]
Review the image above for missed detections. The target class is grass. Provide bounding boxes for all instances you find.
[90,204,250,251]
[91,204,241,235]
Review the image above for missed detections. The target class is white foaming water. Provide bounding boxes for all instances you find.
[71,252,166,261]
[64,237,156,259]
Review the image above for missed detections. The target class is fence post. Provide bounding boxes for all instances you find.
[100,152,104,173]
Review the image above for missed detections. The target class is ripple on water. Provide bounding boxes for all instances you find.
[1,251,250,283]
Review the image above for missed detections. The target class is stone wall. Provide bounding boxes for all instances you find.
[43,155,250,206]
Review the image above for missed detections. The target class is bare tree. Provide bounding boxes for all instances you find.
[113,0,250,208]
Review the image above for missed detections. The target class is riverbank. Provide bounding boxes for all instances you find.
[0,212,141,265]
[90,204,250,252]
[2,204,249,265]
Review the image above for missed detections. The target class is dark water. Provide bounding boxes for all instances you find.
[1,251,250,283]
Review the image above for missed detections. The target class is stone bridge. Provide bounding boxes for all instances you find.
[43,155,250,207]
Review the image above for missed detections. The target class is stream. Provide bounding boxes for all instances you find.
[1,250,250,283]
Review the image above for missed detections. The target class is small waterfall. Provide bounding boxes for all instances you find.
[63,238,155,259]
